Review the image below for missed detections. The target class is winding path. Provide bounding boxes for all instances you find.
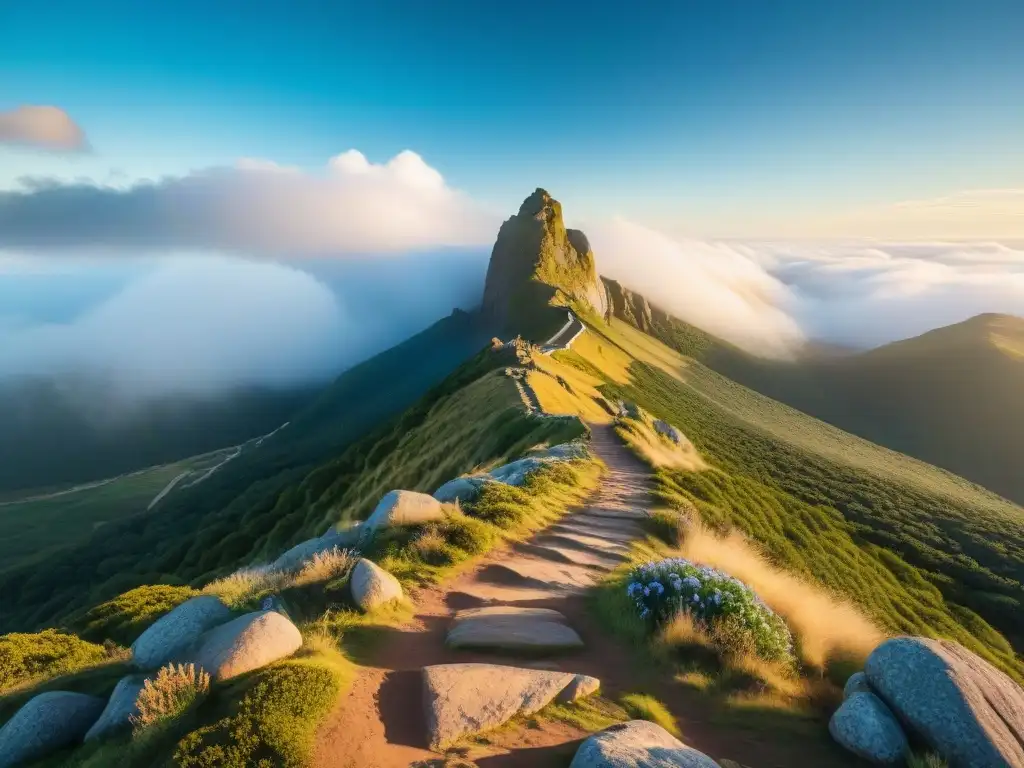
[313,426,842,767]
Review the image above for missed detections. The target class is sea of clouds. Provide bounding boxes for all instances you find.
[1,148,1022,408]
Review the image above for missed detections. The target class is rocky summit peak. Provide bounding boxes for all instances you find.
[481,189,608,338]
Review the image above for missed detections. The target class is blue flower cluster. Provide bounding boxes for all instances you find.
[626,556,793,662]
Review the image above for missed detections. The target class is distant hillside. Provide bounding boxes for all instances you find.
[0,380,315,495]
[607,294,1024,505]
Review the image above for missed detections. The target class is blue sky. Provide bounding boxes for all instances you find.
[2,0,1022,237]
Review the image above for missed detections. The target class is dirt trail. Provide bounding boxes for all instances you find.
[313,426,844,768]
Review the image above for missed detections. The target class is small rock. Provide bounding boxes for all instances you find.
[447,609,584,653]
[865,636,1024,768]
[350,558,403,611]
[131,595,231,670]
[0,691,105,768]
[193,610,302,682]
[843,671,872,700]
[366,490,445,532]
[653,420,686,445]
[557,674,600,702]
[829,692,908,765]
[569,720,721,768]
[84,674,147,742]
[271,525,361,572]
[423,663,601,750]
[433,476,488,504]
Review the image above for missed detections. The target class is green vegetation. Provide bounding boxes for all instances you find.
[70,585,200,646]
[174,641,352,768]
[652,311,1024,506]
[0,459,208,575]
[0,629,111,693]
[619,693,680,737]
[567,315,1024,678]
[133,664,211,733]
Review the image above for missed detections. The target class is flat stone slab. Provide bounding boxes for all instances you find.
[453,606,568,623]
[483,558,598,592]
[535,531,630,555]
[447,609,584,653]
[423,663,599,749]
[570,720,721,768]
[518,541,623,569]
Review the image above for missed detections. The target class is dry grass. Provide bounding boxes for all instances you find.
[677,523,886,671]
[131,663,210,732]
[291,546,358,588]
[202,564,290,608]
[615,421,707,471]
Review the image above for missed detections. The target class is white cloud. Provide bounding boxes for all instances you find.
[0,256,349,401]
[585,217,806,356]
[0,105,88,152]
[0,150,497,255]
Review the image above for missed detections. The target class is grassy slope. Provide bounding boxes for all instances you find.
[541,315,1024,678]
[0,451,234,576]
[0,349,597,767]
[670,312,1024,506]
[0,313,495,633]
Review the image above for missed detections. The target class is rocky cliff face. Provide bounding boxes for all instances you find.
[481,189,607,337]
[601,277,670,331]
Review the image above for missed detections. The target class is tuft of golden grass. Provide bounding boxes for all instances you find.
[131,663,210,732]
[291,546,358,588]
[203,565,290,608]
[677,523,886,671]
[615,421,708,472]
[619,693,681,737]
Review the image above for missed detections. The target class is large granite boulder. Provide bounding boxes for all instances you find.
[829,692,908,765]
[446,606,584,653]
[83,674,147,742]
[864,636,1024,768]
[0,692,105,768]
[423,663,599,749]
[365,491,444,533]
[433,476,489,504]
[350,558,403,611]
[488,457,545,486]
[131,595,231,670]
[271,524,360,573]
[193,610,302,682]
[569,720,720,768]
[531,441,588,461]
[843,671,872,700]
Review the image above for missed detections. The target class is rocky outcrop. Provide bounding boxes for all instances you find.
[423,663,599,749]
[653,420,687,446]
[570,720,721,768]
[350,558,403,611]
[481,189,607,336]
[0,692,105,768]
[829,692,908,765]
[864,637,1024,768]
[446,606,584,653]
[131,595,231,670]
[193,610,302,682]
[83,674,147,742]
[365,490,445,533]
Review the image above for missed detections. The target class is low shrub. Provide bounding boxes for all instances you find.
[626,557,794,663]
[132,663,211,732]
[0,629,110,693]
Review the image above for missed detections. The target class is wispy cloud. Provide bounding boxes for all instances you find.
[0,150,497,255]
[0,105,89,152]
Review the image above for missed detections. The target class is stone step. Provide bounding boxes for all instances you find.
[515,540,623,569]
[535,530,630,555]
[446,606,584,654]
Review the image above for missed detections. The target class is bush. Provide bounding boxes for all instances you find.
[0,629,109,692]
[626,557,794,663]
[73,585,200,646]
[132,663,211,732]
